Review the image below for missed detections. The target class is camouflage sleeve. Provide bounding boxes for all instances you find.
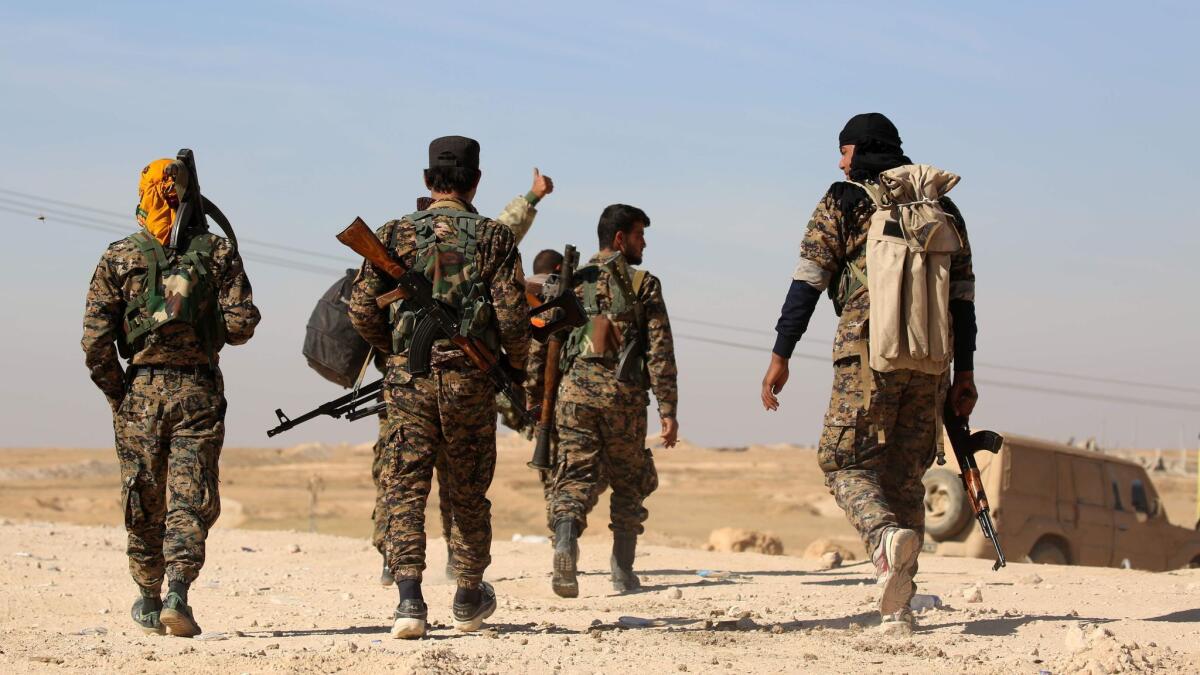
[795,188,846,291]
[348,221,398,354]
[495,195,537,246]
[80,249,126,404]
[480,223,530,370]
[215,242,261,346]
[943,197,975,302]
[642,274,678,418]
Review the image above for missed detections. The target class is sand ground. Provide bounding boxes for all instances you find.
[1,439,1199,673]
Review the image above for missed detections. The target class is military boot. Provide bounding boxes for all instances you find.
[610,531,641,593]
[130,595,165,635]
[874,527,920,618]
[452,581,497,632]
[551,519,579,598]
[159,591,202,638]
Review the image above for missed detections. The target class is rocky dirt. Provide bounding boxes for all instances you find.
[1,520,1199,674]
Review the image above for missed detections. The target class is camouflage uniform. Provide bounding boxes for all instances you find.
[795,183,973,563]
[368,193,539,557]
[350,197,528,588]
[81,232,259,592]
[534,251,677,536]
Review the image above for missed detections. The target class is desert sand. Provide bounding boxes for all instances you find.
[1,437,1199,674]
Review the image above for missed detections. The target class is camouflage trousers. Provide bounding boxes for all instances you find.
[379,364,496,587]
[819,355,948,564]
[114,368,224,592]
[549,402,657,535]
[371,415,453,554]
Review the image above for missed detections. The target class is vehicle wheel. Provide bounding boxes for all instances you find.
[923,468,971,541]
[1028,537,1071,565]
[1190,556,1200,569]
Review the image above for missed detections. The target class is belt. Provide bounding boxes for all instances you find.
[129,363,216,378]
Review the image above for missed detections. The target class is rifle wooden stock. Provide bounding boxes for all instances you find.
[337,218,407,279]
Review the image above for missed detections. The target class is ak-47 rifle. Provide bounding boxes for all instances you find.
[267,379,383,437]
[168,149,238,252]
[525,245,586,470]
[940,401,1007,570]
[336,217,534,427]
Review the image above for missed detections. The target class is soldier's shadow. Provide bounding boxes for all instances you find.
[919,613,1115,636]
[242,625,389,638]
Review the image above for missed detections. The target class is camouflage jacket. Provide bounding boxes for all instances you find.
[81,231,260,403]
[792,182,974,360]
[528,251,678,418]
[496,194,539,246]
[348,197,530,374]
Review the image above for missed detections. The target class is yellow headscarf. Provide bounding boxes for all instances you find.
[136,158,179,244]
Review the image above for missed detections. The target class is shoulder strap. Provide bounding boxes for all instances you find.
[848,180,885,209]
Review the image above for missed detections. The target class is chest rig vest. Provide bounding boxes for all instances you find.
[121,230,224,365]
[560,253,650,388]
[387,209,499,358]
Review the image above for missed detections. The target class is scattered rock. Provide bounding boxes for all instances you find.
[288,544,301,554]
[666,587,682,600]
[340,592,353,600]
[820,551,843,569]
[482,628,499,639]
[340,640,358,654]
[77,626,108,636]
[1020,573,1044,586]
[770,624,784,635]
[802,537,858,562]
[962,585,983,603]
[703,528,784,555]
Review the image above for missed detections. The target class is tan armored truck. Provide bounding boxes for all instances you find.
[922,433,1200,570]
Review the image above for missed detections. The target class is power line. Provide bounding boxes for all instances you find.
[0,204,344,277]
[0,188,354,263]
[672,316,1200,396]
[672,332,1200,412]
[9,187,1198,407]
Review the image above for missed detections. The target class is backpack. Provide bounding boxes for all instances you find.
[121,230,224,365]
[560,253,650,388]
[303,268,372,388]
[388,210,499,358]
[851,164,963,374]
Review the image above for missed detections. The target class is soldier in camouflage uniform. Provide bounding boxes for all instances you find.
[372,171,555,587]
[761,113,979,632]
[530,204,679,598]
[81,157,260,637]
[350,136,529,639]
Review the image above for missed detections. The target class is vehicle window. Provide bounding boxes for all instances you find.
[1111,481,1124,511]
[1072,459,1106,506]
[1131,480,1150,514]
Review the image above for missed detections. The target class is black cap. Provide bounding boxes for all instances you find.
[839,113,902,150]
[428,136,480,169]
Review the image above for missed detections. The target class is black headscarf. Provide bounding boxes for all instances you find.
[839,113,911,182]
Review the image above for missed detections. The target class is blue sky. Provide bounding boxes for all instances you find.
[1,1,1197,449]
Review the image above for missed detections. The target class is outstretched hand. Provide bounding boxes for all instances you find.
[660,416,679,448]
[530,168,554,200]
[761,353,789,411]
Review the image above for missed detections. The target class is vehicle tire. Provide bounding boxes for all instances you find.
[923,468,971,541]
[1028,537,1071,565]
